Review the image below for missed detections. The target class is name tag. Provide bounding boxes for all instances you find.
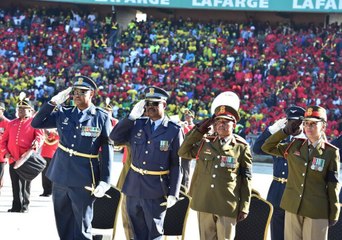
[81,126,100,137]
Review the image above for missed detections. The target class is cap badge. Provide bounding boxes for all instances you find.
[78,78,83,84]
[290,110,297,113]
[219,106,225,114]
[149,88,154,95]
[306,108,313,116]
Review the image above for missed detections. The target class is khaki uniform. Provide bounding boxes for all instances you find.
[261,130,340,221]
[178,128,253,217]
[116,146,134,240]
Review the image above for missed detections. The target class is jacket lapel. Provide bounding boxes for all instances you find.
[151,117,168,137]
[80,105,96,123]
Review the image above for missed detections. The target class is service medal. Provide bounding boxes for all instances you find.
[160,140,169,151]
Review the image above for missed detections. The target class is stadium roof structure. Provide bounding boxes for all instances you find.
[40,0,342,13]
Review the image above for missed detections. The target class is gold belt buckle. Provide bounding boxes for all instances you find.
[69,149,74,156]
[137,168,145,175]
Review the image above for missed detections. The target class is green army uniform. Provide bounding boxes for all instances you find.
[116,146,134,240]
[178,128,253,218]
[262,130,340,221]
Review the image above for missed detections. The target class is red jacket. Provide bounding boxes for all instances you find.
[0,117,10,163]
[41,131,59,159]
[0,117,44,164]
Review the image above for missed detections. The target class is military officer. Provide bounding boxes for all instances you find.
[253,106,305,240]
[110,86,183,240]
[31,76,114,240]
[262,106,340,240]
[178,91,252,240]
[331,135,342,203]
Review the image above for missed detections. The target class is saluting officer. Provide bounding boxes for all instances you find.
[110,86,183,240]
[253,106,305,240]
[31,76,114,240]
[178,91,252,240]
[262,106,340,240]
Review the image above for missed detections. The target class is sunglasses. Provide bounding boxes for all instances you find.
[145,101,161,107]
[72,89,90,96]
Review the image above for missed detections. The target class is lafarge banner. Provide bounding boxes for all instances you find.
[43,0,342,12]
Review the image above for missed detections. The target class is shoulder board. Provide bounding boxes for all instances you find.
[325,142,339,150]
[234,134,248,145]
[168,120,181,128]
[136,117,149,122]
[95,107,107,114]
[59,105,74,111]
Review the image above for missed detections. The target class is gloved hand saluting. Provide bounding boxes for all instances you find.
[50,87,72,105]
[268,118,287,134]
[93,181,111,198]
[166,195,177,208]
[196,117,214,134]
[283,119,303,136]
[128,100,145,121]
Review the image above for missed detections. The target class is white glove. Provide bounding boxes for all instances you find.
[50,87,72,105]
[166,195,177,208]
[93,181,111,198]
[128,100,145,120]
[268,118,287,134]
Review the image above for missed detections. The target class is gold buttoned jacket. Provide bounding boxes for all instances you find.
[178,128,252,218]
[262,130,340,221]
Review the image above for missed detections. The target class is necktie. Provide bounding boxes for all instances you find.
[151,122,155,134]
[78,111,83,121]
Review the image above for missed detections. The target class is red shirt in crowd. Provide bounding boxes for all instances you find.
[0,117,44,164]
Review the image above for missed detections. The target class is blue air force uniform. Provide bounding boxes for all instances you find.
[31,76,114,240]
[253,128,289,240]
[253,106,305,240]
[110,86,183,240]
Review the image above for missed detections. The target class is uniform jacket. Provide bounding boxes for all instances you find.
[262,130,340,221]
[31,103,114,187]
[0,117,10,163]
[253,127,288,207]
[41,131,59,159]
[110,117,183,199]
[178,128,253,218]
[0,117,44,164]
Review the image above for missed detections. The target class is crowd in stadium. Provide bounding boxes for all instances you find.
[0,6,341,139]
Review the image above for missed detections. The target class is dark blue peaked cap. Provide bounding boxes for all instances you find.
[144,86,169,101]
[73,75,97,90]
[286,106,305,120]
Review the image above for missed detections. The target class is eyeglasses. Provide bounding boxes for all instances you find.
[145,101,161,107]
[72,89,90,96]
[303,121,321,128]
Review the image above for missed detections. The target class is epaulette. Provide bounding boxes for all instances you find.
[95,106,107,114]
[325,142,339,150]
[136,117,149,121]
[168,120,181,128]
[59,105,74,112]
[234,134,248,145]
[284,138,306,159]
